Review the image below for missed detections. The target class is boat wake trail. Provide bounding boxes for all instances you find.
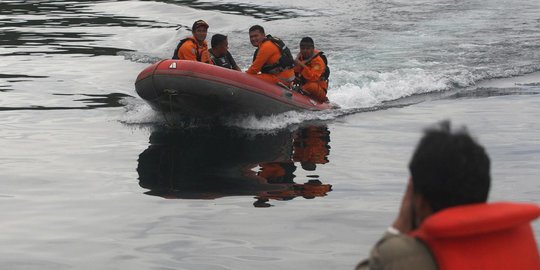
[118,51,162,64]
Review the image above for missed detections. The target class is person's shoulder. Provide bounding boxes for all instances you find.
[180,38,196,47]
[311,54,326,66]
[260,39,279,51]
[359,233,437,270]
[376,233,426,257]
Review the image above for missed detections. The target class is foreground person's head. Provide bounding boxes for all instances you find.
[409,121,491,224]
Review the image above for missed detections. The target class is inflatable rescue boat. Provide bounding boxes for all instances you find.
[135,60,333,118]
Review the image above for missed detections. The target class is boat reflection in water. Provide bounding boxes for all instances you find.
[137,125,332,207]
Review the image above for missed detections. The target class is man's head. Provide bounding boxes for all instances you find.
[211,34,228,57]
[192,20,209,42]
[248,25,265,47]
[409,121,491,216]
[299,37,315,59]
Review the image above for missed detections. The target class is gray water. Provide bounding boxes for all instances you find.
[1,0,539,269]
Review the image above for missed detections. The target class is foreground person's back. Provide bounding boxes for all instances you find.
[412,202,540,270]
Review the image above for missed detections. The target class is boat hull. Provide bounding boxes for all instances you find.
[135,60,332,118]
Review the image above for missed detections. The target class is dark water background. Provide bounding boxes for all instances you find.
[1,0,539,269]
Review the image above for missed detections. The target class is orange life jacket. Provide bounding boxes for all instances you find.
[250,35,295,74]
[295,50,329,84]
[172,37,211,64]
[246,36,295,85]
[410,202,540,270]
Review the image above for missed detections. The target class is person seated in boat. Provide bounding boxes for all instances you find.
[356,120,540,270]
[246,25,295,88]
[208,34,241,71]
[172,19,212,64]
[293,37,329,103]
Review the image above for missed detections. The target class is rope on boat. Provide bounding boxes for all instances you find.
[161,89,179,128]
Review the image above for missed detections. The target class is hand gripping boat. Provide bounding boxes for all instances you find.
[135,60,333,118]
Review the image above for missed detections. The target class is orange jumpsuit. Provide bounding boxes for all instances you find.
[294,50,328,102]
[176,37,212,64]
[246,40,295,87]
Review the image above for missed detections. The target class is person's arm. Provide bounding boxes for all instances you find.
[392,179,414,233]
[227,51,242,71]
[246,42,275,74]
[299,56,325,82]
[355,180,436,270]
[355,232,436,270]
[294,53,304,73]
[200,42,213,64]
[177,40,198,61]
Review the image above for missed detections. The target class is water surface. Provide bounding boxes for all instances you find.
[1,0,539,269]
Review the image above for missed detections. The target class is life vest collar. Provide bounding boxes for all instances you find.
[412,202,540,238]
[299,49,321,63]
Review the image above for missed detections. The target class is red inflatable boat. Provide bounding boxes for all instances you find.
[135,60,333,118]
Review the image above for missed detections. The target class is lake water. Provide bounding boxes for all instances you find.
[1,0,539,269]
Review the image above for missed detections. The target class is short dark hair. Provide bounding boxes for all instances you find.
[409,121,491,213]
[249,25,265,35]
[300,37,314,47]
[211,34,227,48]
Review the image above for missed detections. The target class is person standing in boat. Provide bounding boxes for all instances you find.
[208,34,241,71]
[172,20,212,64]
[293,37,329,103]
[356,121,540,270]
[246,25,295,88]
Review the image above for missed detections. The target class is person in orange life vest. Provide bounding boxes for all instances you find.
[172,20,212,64]
[246,25,295,88]
[356,120,540,270]
[293,37,329,103]
[208,34,241,71]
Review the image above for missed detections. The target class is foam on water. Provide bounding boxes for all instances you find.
[119,96,336,131]
[119,97,164,126]
[222,109,341,130]
[329,68,450,109]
